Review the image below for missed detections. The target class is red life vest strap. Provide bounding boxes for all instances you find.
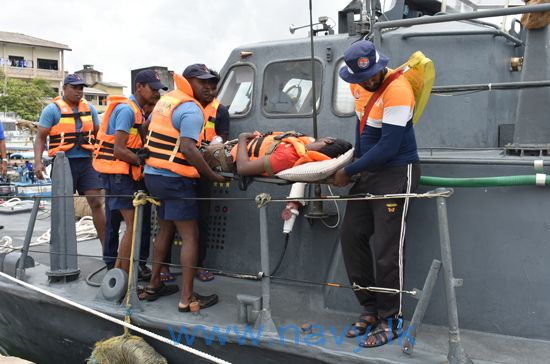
[359,69,403,136]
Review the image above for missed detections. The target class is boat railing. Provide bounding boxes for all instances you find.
[373,3,550,44]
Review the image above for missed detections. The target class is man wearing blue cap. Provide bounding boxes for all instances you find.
[139,64,225,311]
[334,40,421,347]
[34,73,105,247]
[93,69,167,275]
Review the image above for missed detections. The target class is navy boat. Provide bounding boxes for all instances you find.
[1,1,550,363]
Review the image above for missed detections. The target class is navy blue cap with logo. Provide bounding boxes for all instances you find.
[183,64,219,82]
[135,69,168,91]
[63,73,88,87]
[339,40,389,84]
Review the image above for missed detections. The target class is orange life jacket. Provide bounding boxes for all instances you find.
[93,96,144,181]
[144,74,205,178]
[201,98,219,142]
[48,97,95,157]
[230,131,330,176]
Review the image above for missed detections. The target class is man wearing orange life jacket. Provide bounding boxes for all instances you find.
[140,64,226,312]
[334,40,421,348]
[195,69,231,283]
[34,73,106,248]
[93,69,167,274]
[201,69,230,144]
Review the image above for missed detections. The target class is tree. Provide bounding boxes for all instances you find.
[0,70,57,121]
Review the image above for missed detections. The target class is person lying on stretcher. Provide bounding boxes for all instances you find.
[203,131,352,176]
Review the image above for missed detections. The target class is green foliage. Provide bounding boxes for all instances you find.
[0,70,57,121]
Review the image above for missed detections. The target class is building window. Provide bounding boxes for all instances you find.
[85,95,94,102]
[8,56,25,67]
[262,59,322,116]
[217,65,254,118]
[37,58,59,70]
[98,96,107,106]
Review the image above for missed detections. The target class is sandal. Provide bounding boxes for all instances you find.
[138,283,179,302]
[346,315,379,338]
[160,272,176,283]
[195,269,215,282]
[178,292,219,312]
[360,324,399,348]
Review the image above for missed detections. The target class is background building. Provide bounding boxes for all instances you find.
[131,66,174,94]
[75,65,125,112]
[0,31,70,94]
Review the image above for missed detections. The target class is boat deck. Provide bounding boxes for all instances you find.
[1,210,550,363]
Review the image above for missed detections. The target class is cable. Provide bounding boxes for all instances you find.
[270,233,290,276]
[86,265,107,287]
[321,185,340,229]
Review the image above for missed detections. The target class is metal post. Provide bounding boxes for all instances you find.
[256,201,277,333]
[435,188,472,364]
[47,151,79,281]
[15,196,40,280]
[402,259,442,355]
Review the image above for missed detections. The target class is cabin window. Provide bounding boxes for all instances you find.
[262,60,322,116]
[218,65,254,118]
[333,59,355,116]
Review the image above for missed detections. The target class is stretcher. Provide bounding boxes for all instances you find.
[220,148,354,190]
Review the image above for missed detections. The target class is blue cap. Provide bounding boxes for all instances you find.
[339,40,389,83]
[135,69,168,91]
[63,73,87,87]
[183,64,218,81]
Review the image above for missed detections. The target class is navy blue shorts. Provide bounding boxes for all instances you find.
[68,157,103,195]
[104,174,140,211]
[144,174,198,221]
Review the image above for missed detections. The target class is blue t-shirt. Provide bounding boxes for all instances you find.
[0,121,5,141]
[144,101,203,177]
[38,99,100,158]
[106,95,144,135]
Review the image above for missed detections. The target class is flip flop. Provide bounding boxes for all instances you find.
[138,283,179,302]
[178,292,219,312]
[160,272,175,283]
[195,269,215,282]
[360,326,399,348]
[346,315,378,338]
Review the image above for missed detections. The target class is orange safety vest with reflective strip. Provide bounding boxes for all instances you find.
[144,75,205,178]
[93,96,144,181]
[202,98,219,142]
[230,131,330,176]
[48,97,95,157]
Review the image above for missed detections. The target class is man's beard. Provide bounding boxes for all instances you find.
[363,77,384,92]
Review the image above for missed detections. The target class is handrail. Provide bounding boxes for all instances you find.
[401,30,523,47]
[373,3,550,45]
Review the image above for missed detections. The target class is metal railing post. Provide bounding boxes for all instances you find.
[435,188,472,364]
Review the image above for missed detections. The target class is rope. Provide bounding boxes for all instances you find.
[398,163,413,317]
[123,192,161,336]
[0,198,36,208]
[35,216,98,245]
[320,185,340,229]
[8,189,453,203]
[0,271,231,364]
[1,216,97,254]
